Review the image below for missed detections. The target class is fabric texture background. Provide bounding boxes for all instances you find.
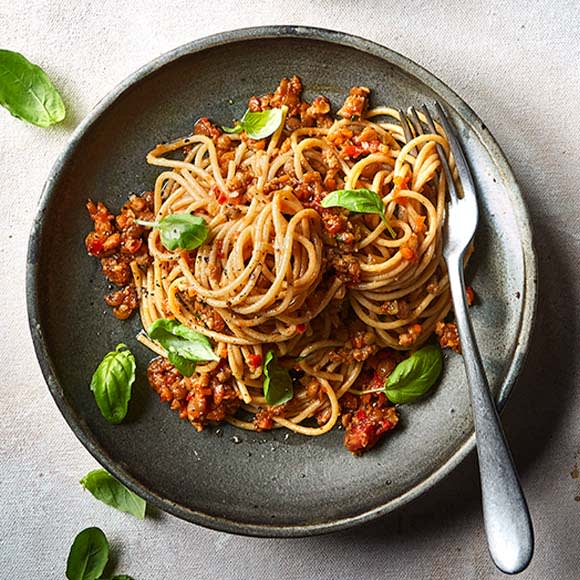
[1,1,579,578]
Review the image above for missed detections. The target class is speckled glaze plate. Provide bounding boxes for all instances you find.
[27,26,537,536]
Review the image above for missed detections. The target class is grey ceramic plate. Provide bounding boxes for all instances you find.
[27,26,536,537]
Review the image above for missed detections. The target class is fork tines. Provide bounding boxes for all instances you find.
[399,104,465,202]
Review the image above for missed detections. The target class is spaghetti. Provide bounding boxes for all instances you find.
[86,77,461,454]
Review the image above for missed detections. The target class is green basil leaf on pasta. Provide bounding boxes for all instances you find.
[222,108,283,140]
[80,468,146,520]
[65,527,109,580]
[241,108,284,139]
[322,188,384,215]
[263,350,293,406]
[321,188,396,238]
[384,344,442,404]
[0,49,65,127]
[167,351,196,377]
[136,213,208,251]
[148,318,218,377]
[90,344,136,424]
[111,576,135,580]
[159,214,208,251]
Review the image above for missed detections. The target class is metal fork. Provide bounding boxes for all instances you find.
[399,105,534,574]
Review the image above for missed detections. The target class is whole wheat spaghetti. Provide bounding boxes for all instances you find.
[86,77,461,454]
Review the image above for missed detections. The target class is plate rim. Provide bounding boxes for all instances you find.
[26,25,538,537]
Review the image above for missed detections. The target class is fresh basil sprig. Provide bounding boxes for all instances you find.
[149,318,218,376]
[223,108,283,140]
[136,213,208,251]
[66,527,109,580]
[384,344,442,404]
[90,344,136,424]
[321,188,396,238]
[80,469,146,520]
[0,49,66,127]
[263,350,294,406]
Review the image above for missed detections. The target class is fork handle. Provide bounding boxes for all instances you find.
[447,260,534,574]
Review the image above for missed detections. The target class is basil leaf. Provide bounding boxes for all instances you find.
[66,527,109,580]
[263,350,293,406]
[90,344,136,424]
[112,576,135,580]
[0,49,65,127]
[159,214,208,251]
[322,188,384,215]
[321,188,396,238]
[167,351,195,377]
[136,214,208,251]
[80,469,146,520]
[223,108,283,140]
[242,108,283,139]
[149,318,218,376]
[384,344,442,404]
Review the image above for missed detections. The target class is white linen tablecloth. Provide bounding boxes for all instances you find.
[1,1,579,577]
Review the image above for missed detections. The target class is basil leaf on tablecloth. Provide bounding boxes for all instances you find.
[80,468,146,520]
[0,49,65,127]
[65,527,109,580]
